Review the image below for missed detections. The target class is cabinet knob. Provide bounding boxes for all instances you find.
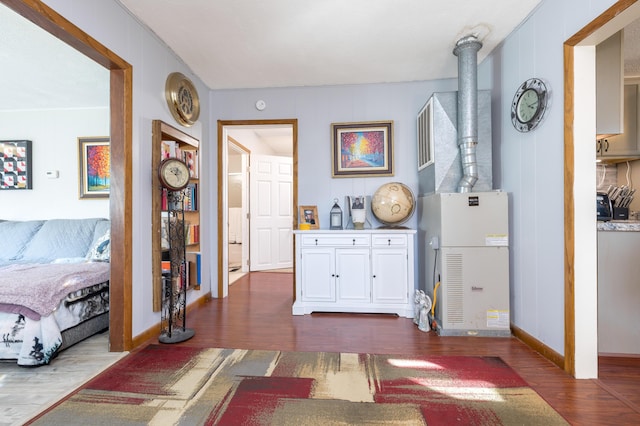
[388,239,391,245]
[315,239,318,245]
[373,275,376,278]
[353,239,356,245]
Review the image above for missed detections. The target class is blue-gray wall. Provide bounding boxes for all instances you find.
[40,0,623,365]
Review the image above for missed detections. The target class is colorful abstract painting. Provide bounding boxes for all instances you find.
[332,121,393,177]
[78,137,110,198]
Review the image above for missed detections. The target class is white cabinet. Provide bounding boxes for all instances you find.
[597,230,640,354]
[596,30,624,136]
[293,230,415,317]
[597,84,640,162]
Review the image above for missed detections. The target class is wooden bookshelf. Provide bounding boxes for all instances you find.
[152,120,200,312]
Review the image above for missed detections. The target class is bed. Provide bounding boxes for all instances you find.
[0,218,110,366]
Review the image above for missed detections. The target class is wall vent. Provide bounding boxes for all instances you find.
[416,97,434,171]
[444,252,464,324]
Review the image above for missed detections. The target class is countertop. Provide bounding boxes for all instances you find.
[597,220,640,231]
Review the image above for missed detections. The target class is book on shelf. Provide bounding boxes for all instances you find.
[186,252,201,287]
[161,140,176,159]
[183,183,198,211]
[183,149,199,178]
[184,222,199,245]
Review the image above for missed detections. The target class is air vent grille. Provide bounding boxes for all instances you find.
[445,253,463,324]
[417,98,433,170]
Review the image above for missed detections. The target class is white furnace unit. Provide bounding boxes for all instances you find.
[420,191,510,337]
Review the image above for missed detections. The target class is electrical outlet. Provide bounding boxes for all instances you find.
[429,236,439,250]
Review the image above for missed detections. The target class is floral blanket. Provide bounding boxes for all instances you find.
[0,263,109,318]
[0,263,109,366]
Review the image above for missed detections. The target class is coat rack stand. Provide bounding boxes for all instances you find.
[159,190,195,343]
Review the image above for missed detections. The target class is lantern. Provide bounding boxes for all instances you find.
[330,198,343,230]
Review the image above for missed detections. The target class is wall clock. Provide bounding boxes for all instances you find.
[165,72,200,127]
[158,158,190,191]
[511,78,548,132]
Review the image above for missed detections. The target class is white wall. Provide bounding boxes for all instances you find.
[0,108,110,220]
[42,0,212,338]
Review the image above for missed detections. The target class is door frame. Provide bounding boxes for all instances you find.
[3,0,133,351]
[564,0,640,377]
[217,119,298,298]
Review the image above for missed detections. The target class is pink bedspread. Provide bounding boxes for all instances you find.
[0,262,109,318]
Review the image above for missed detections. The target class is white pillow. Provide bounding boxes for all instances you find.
[86,231,110,262]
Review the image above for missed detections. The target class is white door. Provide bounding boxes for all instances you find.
[249,154,293,271]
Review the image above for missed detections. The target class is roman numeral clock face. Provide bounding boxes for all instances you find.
[511,78,549,132]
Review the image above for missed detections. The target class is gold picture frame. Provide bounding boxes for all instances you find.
[299,205,319,229]
[78,136,110,199]
[331,120,393,177]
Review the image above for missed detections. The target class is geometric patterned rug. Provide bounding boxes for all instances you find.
[29,344,569,425]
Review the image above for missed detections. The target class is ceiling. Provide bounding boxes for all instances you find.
[0,4,109,111]
[4,0,640,114]
[116,0,542,90]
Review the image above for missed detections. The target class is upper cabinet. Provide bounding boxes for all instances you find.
[597,83,640,162]
[597,31,624,137]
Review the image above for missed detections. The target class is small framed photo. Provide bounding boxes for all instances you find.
[331,121,393,177]
[78,136,110,199]
[299,205,319,229]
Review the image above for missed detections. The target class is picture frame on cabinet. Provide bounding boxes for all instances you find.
[78,136,110,199]
[331,120,393,177]
[300,205,319,229]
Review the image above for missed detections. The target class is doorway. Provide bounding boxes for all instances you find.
[228,138,249,284]
[3,1,132,351]
[217,119,298,298]
[565,0,640,377]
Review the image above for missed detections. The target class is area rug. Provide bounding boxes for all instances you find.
[29,344,568,425]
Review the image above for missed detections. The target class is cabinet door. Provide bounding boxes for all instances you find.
[596,31,624,135]
[335,248,370,303]
[300,248,335,302]
[371,248,408,304]
[598,84,639,159]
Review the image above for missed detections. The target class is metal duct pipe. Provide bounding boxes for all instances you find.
[453,35,482,193]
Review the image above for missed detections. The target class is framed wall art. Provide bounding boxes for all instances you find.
[0,140,32,190]
[78,136,110,199]
[299,205,319,229]
[331,121,393,177]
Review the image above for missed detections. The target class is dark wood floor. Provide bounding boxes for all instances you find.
[163,271,640,425]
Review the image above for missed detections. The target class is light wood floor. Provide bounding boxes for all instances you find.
[9,271,640,425]
[1,332,125,426]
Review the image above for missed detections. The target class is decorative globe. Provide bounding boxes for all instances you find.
[371,182,415,226]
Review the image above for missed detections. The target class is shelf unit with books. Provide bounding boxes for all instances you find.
[152,120,200,312]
